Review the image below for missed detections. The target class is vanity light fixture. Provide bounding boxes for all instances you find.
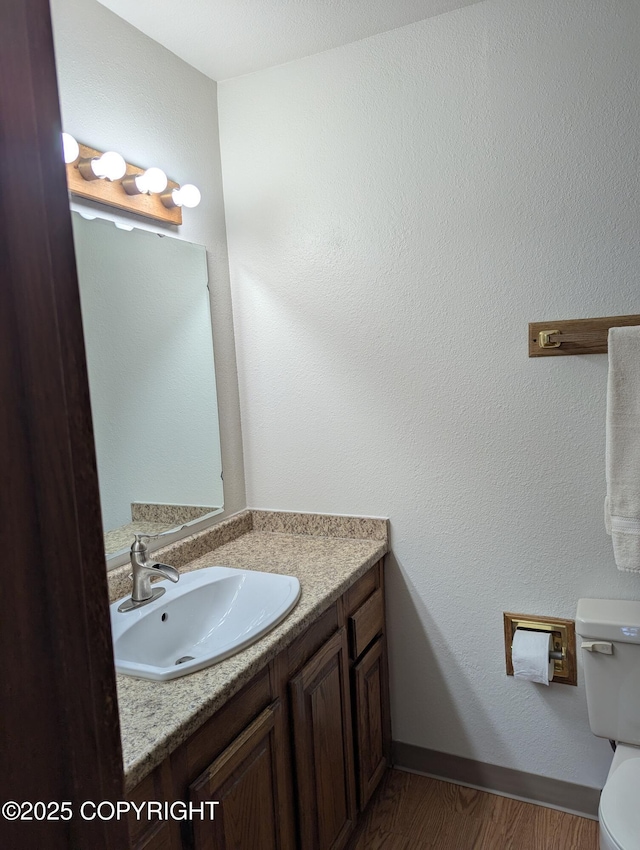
[161,183,201,210]
[122,167,168,196]
[78,150,127,182]
[62,135,202,225]
[62,132,80,164]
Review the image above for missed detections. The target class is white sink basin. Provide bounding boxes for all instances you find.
[110,566,300,681]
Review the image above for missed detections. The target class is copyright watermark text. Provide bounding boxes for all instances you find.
[2,800,219,822]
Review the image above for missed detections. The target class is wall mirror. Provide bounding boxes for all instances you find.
[71,212,224,561]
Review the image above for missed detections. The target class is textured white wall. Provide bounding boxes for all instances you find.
[50,0,245,516]
[219,0,640,787]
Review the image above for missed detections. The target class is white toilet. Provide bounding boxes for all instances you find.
[576,599,640,850]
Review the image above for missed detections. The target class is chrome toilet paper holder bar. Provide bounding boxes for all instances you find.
[503,612,577,686]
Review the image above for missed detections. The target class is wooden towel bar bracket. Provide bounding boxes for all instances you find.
[529,314,640,357]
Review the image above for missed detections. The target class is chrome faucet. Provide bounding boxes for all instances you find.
[117,532,180,612]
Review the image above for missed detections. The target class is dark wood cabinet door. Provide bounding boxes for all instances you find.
[352,637,391,809]
[289,627,356,850]
[189,700,288,850]
[136,823,182,850]
[127,760,182,850]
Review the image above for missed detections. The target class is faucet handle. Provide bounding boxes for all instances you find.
[132,533,154,554]
[131,530,173,551]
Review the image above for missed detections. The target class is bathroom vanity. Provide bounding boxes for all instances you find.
[110,511,390,850]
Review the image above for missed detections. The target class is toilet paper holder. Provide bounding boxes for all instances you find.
[503,612,577,686]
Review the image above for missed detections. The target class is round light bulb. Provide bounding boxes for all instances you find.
[135,167,168,194]
[92,151,126,181]
[173,184,201,208]
[62,132,79,164]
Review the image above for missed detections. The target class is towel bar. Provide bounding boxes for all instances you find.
[529,314,640,357]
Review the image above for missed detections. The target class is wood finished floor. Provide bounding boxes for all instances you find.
[347,769,599,849]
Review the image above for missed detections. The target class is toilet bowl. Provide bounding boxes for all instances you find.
[576,600,640,850]
[599,749,640,850]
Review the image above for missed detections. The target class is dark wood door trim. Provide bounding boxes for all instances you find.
[0,1,129,847]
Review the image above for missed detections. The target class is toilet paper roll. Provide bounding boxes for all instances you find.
[511,629,554,686]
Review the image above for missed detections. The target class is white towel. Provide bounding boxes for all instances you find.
[606,326,640,572]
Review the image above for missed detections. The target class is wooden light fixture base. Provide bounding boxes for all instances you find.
[66,143,182,225]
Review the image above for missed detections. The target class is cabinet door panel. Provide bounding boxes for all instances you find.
[348,588,384,660]
[353,637,390,809]
[137,824,181,850]
[127,760,181,850]
[290,627,356,850]
[189,700,285,850]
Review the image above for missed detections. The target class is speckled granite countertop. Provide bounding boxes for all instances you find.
[104,503,218,555]
[109,510,388,792]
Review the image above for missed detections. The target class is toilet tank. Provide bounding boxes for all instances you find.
[576,599,640,745]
